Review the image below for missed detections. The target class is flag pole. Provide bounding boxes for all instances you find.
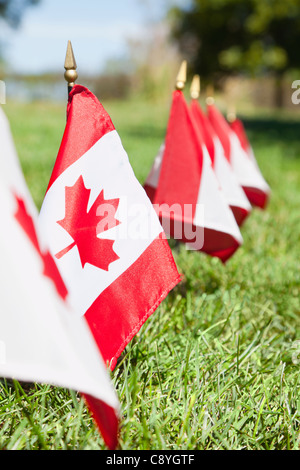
[172,60,187,252]
[190,74,200,100]
[227,105,237,123]
[64,40,78,96]
[175,60,187,91]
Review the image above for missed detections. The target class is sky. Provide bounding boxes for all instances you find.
[0,0,190,75]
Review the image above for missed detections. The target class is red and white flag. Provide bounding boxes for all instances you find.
[39,85,180,370]
[144,90,243,263]
[207,102,270,210]
[190,99,251,226]
[0,106,120,449]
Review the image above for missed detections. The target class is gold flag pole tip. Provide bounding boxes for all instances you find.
[175,60,187,91]
[190,75,200,99]
[64,40,78,89]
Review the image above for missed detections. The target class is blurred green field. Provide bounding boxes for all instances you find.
[1,97,300,450]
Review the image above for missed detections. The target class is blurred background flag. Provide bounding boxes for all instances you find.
[38,50,181,370]
[144,62,243,263]
[207,94,271,210]
[189,75,252,227]
[0,105,120,450]
[228,110,270,209]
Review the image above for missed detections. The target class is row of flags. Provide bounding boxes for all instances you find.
[144,72,270,262]
[0,66,270,449]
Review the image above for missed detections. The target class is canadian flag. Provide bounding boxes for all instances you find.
[144,90,243,263]
[0,106,120,449]
[190,99,251,226]
[39,85,180,370]
[229,116,253,157]
[207,102,270,209]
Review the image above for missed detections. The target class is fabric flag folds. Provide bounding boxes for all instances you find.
[39,85,180,370]
[207,102,270,209]
[0,106,120,450]
[144,90,243,263]
[190,99,251,226]
[229,116,270,207]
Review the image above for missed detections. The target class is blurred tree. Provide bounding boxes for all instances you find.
[0,0,40,69]
[169,0,300,105]
[0,0,40,27]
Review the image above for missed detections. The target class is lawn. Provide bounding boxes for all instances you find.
[1,96,299,450]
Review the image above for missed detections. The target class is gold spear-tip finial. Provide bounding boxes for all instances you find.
[227,104,237,123]
[64,40,78,90]
[175,60,187,91]
[206,84,215,105]
[190,74,200,99]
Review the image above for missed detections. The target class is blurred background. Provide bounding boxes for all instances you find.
[1,0,300,110]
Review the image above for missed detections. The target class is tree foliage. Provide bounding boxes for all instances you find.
[0,0,40,27]
[169,0,300,79]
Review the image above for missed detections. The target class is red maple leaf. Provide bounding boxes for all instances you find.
[14,195,68,300]
[55,176,120,271]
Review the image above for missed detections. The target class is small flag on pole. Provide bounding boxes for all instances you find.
[144,63,243,263]
[0,106,120,449]
[207,98,270,210]
[39,79,180,370]
[189,76,251,226]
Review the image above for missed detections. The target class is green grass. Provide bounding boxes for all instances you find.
[1,97,299,450]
